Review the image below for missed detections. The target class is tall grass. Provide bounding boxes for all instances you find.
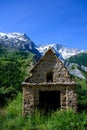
[0,93,87,130]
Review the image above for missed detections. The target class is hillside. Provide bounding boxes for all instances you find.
[0,45,34,106]
[65,53,87,110]
[0,46,87,129]
[0,32,87,111]
[65,53,87,79]
[66,53,87,67]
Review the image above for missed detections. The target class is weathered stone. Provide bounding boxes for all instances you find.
[22,48,77,115]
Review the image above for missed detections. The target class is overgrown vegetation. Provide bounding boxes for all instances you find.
[74,77,87,111]
[0,45,34,106]
[0,45,87,129]
[0,93,87,130]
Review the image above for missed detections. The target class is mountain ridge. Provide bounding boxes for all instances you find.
[0,32,41,57]
[0,32,87,79]
[0,32,87,60]
[36,43,86,59]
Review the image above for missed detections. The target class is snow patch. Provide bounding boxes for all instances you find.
[0,32,27,41]
[37,43,86,59]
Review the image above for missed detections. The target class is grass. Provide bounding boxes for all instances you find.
[0,93,87,130]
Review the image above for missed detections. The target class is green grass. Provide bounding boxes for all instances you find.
[0,45,87,129]
[0,93,87,130]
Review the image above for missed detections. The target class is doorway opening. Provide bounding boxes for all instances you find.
[39,91,60,112]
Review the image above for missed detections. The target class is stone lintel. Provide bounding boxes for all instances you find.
[22,82,76,87]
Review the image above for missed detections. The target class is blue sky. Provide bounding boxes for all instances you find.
[0,0,87,50]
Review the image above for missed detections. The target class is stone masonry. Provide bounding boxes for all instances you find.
[22,48,77,116]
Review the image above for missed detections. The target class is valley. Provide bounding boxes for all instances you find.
[0,32,87,129]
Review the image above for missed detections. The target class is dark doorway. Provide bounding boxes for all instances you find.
[39,91,60,112]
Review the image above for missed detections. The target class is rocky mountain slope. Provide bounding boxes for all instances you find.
[0,32,86,59]
[36,44,87,80]
[66,53,87,79]
[66,63,87,79]
[0,32,41,57]
[0,32,87,79]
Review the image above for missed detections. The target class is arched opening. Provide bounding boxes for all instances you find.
[46,72,53,82]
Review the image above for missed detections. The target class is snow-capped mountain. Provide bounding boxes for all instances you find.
[0,32,86,60]
[0,32,28,41]
[36,44,64,60]
[0,32,41,57]
[37,43,87,79]
[0,32,87,79]
[36,43,85,59]
[36,44,62,55]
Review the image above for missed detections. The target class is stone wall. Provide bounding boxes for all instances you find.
[22,83,77,115]
[66,85,77,110]
[22,86,34,115]
[26,49,73,84]
[22,49,77,115]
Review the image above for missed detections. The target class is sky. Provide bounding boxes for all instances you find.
[0,0,87,50]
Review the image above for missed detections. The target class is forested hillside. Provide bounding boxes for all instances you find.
[66,53,87,67]
[0,45,34,106]
[0,44,87,110]
[0,44,87,129]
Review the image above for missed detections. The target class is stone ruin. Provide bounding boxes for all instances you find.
[22,48,77,115]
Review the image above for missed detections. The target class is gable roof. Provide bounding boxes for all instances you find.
[24,47,76,84]
[30,47,64,73]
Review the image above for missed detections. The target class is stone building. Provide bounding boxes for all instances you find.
[22,48,77,115]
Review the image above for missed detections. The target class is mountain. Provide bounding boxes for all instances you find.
[37,44,87,80]
[0,33,87,110]
[66,53,87,67]
[66,63,86,79]
[36,43,86,59]
[0,32,41,57]
[0,32,87,79]
[0,32,86,60]
[65,53,87,79]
